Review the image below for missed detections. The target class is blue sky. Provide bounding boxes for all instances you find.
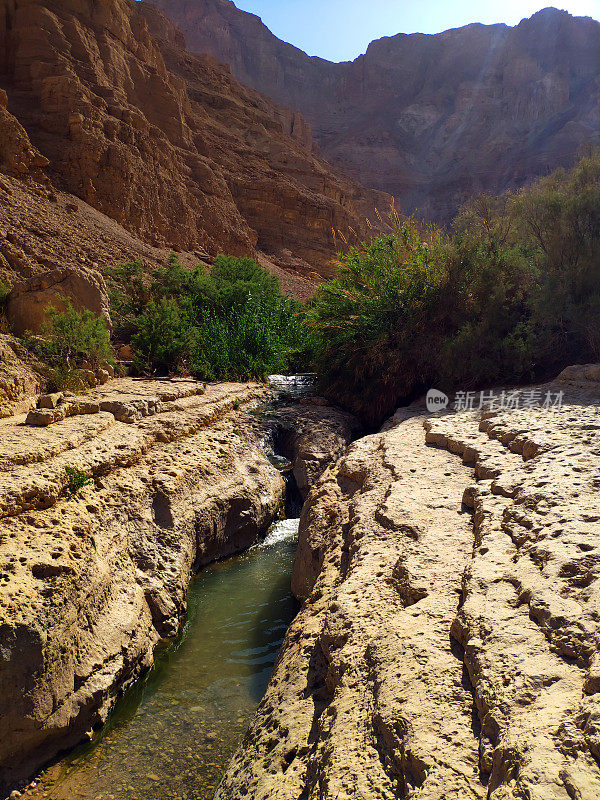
[233,0,600,62]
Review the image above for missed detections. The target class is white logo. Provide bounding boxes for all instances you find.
[426,389,449,413]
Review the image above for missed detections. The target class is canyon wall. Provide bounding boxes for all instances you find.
[0,381,284,790]
[0,369,360,791]
[0,0,388,287]
[155,1,600,222]
[218,369,600,799]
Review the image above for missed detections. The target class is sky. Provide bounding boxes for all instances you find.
[232,0,600,62]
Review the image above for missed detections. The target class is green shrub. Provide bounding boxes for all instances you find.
[310,152,600,427]
[65,466,92,496]
[105,259,150,340]
[124,254,316,381]
[0,281,10,305]
[190,294,309,381]
[309,217,450,426]
[28,296,113,370]
[131,298,195,374]
[42,365,89,394]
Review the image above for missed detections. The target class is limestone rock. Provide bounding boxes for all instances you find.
[6,267,111,336]
[160,0,600,223]
[0,335,41,418]
[0,380,283,789]
[273,401,361,499]
[37,393,63,409]
[0,102,49,181]
[25,407,65,427]
[219,371,600,799]
[0,0,388,283]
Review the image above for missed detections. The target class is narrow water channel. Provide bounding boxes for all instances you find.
[29,519,299,800]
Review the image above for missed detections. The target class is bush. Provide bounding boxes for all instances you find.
[105,259,150,340]
[131,298,195,374]
[191,294,309,381]
[42,365,88,394]
[309,217,451,426]
[30,297,113,370]
[310,152,600,427]
[122,254,316,381]
[65,467,92,496]
[26,297,113,391]
[0,281,10,305]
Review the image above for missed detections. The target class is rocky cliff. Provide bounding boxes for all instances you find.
[155,1,600,222]
[0,370,360,792]
[0,380,285,790]
[218,367,600,799]
[0,0,388,287]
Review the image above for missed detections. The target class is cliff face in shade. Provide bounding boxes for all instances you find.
[0,0,388,282]
[153,1,600,222]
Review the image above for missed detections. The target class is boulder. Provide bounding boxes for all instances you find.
[6,267,111,336]
[37,392,63,409]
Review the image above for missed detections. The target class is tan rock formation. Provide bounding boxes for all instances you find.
[218,372,600,799]
[158,1,600,223]
[0,0,388,284]
[0,100,49,180]
[0,335,41,418]
[272,399,361,499]
[0,171,199,292]
[0,379,284,790]
[6,266,111,336]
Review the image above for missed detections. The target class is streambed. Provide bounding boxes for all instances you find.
[26,519,299,800]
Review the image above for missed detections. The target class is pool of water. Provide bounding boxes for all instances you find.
[29,520,299,800]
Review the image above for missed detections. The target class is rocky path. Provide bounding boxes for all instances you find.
[218,367,600,800]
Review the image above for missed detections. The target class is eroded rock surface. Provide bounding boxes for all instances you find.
[272,399,361,499]
[158,0,600,223]
[7,266,111,336]
[0,335,41,418]
[0,379,284,790]
[0,0,387,284]
[218,372,600,799]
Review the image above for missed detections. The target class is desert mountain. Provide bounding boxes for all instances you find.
[153,1,600,222]
[0,0,389,289]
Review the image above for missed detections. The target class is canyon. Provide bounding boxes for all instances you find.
[3,350,600,799]
[0,361,359,791]
[154,1,600,222]
[0,0,388,292]
[1,1,600,798]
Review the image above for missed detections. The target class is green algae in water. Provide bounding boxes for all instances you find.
[40,521,299,800]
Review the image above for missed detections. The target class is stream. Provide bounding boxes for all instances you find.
[28,518,299,800]
[17,379,314,800]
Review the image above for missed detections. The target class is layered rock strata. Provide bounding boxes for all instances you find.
[272,399,361,500]
[218,369,600,799]
[0,335,41,418]
[157,1,600,223]
[0,0,388,283]
[0,379,284,790]
[6,266,111,336]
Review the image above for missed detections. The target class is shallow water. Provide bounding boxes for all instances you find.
[267,374,316,401]
[31,520,299,800]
